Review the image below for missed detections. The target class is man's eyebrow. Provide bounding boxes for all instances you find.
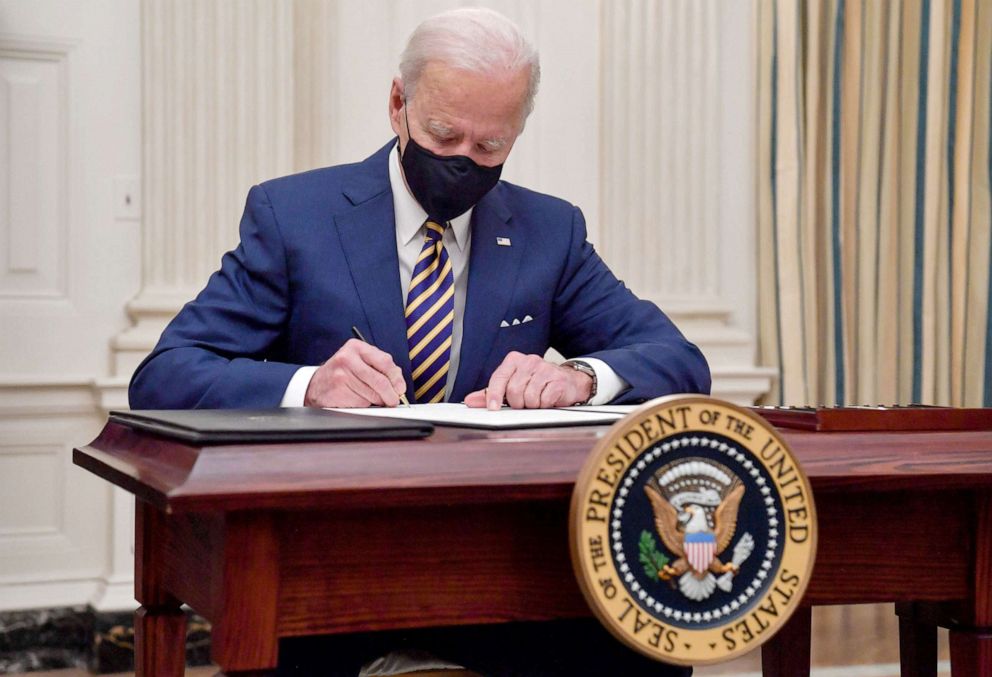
[424,120,507,150]
[481,137,508,151]
[426,119,455,138]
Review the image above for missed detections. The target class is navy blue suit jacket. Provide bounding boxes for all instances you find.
[129,142,710,409]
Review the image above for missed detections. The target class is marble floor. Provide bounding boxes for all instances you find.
[12,604,951,677]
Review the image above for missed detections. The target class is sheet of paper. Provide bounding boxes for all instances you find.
[326,402,626,430]
[563,405,642,415]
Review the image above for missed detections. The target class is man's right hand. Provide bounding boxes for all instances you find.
[304,339,407,407]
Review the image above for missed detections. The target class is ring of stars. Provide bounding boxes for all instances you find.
[610,434,781,626]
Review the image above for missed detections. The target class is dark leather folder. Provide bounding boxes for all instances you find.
[109,408,433,444]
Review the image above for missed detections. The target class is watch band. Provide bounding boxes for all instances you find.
[562,359,598,405]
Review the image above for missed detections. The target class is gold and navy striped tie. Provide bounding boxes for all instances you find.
[405,220,454,403]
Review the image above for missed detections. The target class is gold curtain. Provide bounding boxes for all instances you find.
[757,0,992,406]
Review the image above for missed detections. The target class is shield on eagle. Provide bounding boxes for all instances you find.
[684,531,716,574]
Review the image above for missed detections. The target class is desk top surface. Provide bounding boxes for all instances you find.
[73,417,992,514]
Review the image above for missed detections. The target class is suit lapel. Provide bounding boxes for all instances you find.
[334,146,414,397]
[451,188,523,401]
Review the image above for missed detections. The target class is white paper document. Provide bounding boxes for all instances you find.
[326,402,627,430]
[563,405,641,415]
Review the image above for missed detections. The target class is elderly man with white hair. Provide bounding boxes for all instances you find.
[129,7,701,675]
[129,7,708,415]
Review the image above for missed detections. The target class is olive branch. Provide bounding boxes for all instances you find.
[639,530,670,579]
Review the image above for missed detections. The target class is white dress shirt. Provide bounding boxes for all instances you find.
[281,143,627,406]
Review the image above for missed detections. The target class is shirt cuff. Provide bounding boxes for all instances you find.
[577,357,629,405]
[280,366,319,407]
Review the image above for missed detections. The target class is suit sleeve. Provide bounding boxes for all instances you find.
[550,207,711,403]
[128,185,302,409]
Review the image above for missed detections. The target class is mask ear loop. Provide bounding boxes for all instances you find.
[401,94,414,153]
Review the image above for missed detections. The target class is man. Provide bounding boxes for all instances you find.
[128,9,709,413]
[129,7,700,676]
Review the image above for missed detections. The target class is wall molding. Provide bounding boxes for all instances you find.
[0,378,128,418]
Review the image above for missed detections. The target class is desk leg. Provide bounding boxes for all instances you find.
[949,494,992,677]
[896,603,938,677]
[210,512,280,673]
[949,629,992,677]
[135,606,186,676]
[760,606,811,677]
[134,500,186,677]
[940,494,992,676]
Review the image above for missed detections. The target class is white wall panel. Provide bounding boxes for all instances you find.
[0,39,69,299]
[0,445,62,536]
[0,404,109,610]
[0,2,141,379]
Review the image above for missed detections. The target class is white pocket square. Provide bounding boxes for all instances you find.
[501,315,534,328]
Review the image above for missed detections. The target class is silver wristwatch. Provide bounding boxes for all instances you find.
[562,359,597,405]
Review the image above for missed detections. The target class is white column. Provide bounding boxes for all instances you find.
[292,0,338,171]
[600,0,774,403]
[112,0,295,378]
[101,0,295,608]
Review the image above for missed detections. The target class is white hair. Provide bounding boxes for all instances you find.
[399,7,541,121]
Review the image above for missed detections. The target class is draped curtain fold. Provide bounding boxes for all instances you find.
[757,0,992,406]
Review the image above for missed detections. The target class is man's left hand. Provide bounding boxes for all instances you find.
[464,351,592,410]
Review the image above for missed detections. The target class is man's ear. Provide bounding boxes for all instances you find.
[388,78,405,137]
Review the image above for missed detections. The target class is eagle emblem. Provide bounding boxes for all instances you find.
[571,398,817,665]
[643,457,755,601]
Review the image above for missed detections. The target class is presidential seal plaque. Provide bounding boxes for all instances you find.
[569,396,817,666]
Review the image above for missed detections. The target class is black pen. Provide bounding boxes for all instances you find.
[351,326,411,407]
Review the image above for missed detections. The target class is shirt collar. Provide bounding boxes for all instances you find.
[388,141,471,251]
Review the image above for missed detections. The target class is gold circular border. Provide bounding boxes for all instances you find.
[569,395,818,666]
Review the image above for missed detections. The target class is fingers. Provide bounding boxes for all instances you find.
[335,345,396,407]
[504,354,554,408]
[347,342,403,406]
[482,353,578,410]
[358,341,407,397]
[464,389,488,408]
[484,355,517,410]
[539,381,565,408]
[344,367,389,406]
[522,365,546,409]
[307,339,406,408]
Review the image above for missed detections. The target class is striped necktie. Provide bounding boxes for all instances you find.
[405,220,454,403]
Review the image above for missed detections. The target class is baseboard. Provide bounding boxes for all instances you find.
[0,605,211,674]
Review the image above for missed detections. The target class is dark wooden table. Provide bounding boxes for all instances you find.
[73,421,992,676]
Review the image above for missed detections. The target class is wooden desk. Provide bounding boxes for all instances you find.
[74,421,992,676]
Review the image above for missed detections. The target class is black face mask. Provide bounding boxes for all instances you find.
[401,105,503,223]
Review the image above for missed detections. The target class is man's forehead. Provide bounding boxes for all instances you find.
[414,62,528,117]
